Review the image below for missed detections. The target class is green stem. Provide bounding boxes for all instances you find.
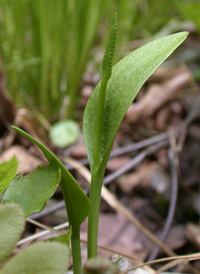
[92,77,109,167]
[87,170,104,258]
[71,225,82,274]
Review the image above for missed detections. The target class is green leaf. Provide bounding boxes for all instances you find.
[0,242,70,274]
[49,119,80,148]
[11,126,91,227]
[0,156,18,195]
[83,32,188,173]
[0,203,24,263]
[48,227,72,246]
[3,162,60,218]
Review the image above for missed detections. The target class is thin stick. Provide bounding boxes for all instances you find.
[103,140,169,185]
[120,253,200,274]
[17,221,69,246]
[148,133,179,261]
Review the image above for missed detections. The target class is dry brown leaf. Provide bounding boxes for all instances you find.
[0,145,44,173]
[118,163,159,193]
[107,157,131,172]
[126,71,191,123]
[185,223,200,249]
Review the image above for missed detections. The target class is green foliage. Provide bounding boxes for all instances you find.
[83,32,188,174]
[0,0,187,120]
[0,156,18,195]
[84,30,188,257]
[178,0,200,33]
[11,126,90,274]
[0,203,70,273]
[6,24,188,272]
[0,0,105,118]
[3,162,61,217]
[0,203,24,263]
[0,242,69,274]
[11,126,91,227]
[49,120,80,148]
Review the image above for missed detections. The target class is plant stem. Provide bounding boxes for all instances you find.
[87,170,104,258]
[71,225,82,274]
[92,77,109,167]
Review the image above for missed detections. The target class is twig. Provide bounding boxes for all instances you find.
[17,221,69,246]
[120,253,200,274]
[103,140,169,186]
[148,132,179,261]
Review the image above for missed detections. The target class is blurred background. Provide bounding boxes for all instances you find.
[0,0,199,123]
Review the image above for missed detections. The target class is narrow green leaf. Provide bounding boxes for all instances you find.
[0,203,24,263]
[83,32,188,173]
[48,227,72,246]
[3,162,61,218]
[0,242,70,274]
[11,126,91,227]
[0,156,18,195]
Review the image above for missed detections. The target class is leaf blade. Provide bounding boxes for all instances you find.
[83,32,188,172]
[11,126,91,227]
[0,242,70,274]
[0,156,18,195]
[3,162,61,218]
[0,203,24,263]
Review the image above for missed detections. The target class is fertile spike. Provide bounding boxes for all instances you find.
[102,12,118,79]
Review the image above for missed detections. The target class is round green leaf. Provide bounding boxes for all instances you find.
[0,242,70,274]
[0,203,24,263]
[49,120,80,148]
[3,162,61,217]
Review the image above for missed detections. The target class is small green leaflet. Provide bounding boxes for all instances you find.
[48,227,72,246]
[3,162,60,218]
[0,156,18,195]
[0,203,24,263]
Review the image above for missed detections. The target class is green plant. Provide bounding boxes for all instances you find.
[0,0,105,119]
[0,0,183,120]
[1,15,188,273]
[0,203,70,274]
